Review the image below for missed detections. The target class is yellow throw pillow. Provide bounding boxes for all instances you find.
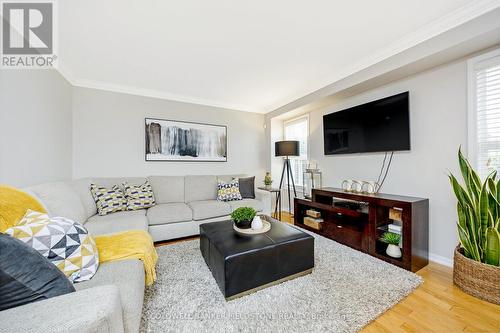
[0,185,47,232]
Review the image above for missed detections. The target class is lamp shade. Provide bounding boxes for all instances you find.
[275,140,300,157]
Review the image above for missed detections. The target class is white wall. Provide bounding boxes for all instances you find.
[270,60,468,264]
[0,70,73,187]
[0,63,467,263]
[270,117,284,189]
[72,87,266,179]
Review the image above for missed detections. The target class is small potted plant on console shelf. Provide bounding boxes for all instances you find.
[380,232,402,258]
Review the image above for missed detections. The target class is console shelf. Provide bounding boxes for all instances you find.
[294,188,429,272]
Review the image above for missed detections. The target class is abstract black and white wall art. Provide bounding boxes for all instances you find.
[145,118,227,161]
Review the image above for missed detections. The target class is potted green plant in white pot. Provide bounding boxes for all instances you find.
[449,149,499,304]
[231,207,257,229]
[380,232,402,258]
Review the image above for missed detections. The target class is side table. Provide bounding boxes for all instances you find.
[257,187,282,221]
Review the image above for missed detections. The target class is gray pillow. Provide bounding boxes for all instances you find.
[0,233,75,311]
[237,176,255,199]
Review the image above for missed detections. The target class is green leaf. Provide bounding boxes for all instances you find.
[497,178,500,203]
[490,170,498,181]
[379,232,401,245]
[484,228,500,266]
[488,191,499,223]
[478,180,490,249]
[449,174,474,209]
[469,167,483,198]
[464,205,481,259]
[230,207,256,223]
[488,177,497,198]
[457,203,467,230]
[458,148,468,180]
[457,223,479,261]
[458,149,480,201]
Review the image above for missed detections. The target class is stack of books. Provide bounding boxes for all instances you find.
[304,209,323,230]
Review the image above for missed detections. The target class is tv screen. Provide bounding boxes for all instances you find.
[323,92,410,155]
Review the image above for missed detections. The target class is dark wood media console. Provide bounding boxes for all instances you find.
[294,188,429,272]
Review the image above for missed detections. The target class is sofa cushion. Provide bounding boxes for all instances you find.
[229,199,263,212]
[147,203,192,226]
[0,233,75,311]
[75,259,144,333]
[185,175,217,202]
[70,178,97,220]
[85,211,148,236]
[148,176,185,203]
[26,182,87,224]
[188,200,231,221]
[0,285,124,333]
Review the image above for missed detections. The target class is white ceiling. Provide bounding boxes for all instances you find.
[58,0,497,113]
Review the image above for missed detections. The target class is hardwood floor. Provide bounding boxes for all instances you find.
[155,212,500,333]
[362,262,500,333]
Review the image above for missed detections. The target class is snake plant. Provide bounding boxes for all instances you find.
[449,149,500,266]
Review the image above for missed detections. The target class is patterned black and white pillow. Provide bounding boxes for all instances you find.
[90,184,127,216]
[123,181,156,211]
[217,179,242,202]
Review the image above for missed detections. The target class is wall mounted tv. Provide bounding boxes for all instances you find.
[323,92,410,155]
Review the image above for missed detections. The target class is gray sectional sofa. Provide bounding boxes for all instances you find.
[0,174,270,333]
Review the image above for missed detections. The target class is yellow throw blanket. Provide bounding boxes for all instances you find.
[95,231,158,286]
[0,185,47,232]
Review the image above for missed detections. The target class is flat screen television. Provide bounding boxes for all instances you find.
[323,92,410,155]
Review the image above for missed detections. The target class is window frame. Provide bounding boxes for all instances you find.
[283,114,309,188]
[467,48,500,175]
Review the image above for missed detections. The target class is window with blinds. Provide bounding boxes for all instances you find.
[284,115,308,187]
[468,49,500,179]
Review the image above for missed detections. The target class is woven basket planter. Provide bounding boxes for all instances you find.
[453,246,500,305]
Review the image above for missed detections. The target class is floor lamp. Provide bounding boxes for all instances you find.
[275,140,300,217]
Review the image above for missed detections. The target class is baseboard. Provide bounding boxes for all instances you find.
[429,252,453,267]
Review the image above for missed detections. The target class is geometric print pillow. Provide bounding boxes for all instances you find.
[217,178,242,202]
[123,181,156,211]
[5,210,99,282]
[90,184,127,216]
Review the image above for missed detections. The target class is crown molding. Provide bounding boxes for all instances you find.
[56,64,76,85]
[57,0,500,115]
[55,64,263,114]
[267,0,500,114]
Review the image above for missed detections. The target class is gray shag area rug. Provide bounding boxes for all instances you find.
[141,230,422,333]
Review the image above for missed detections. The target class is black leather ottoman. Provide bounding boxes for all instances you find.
[200,218,314,300]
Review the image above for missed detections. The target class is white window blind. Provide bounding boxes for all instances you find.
[469,50,500,179]
[284,115,308,187]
